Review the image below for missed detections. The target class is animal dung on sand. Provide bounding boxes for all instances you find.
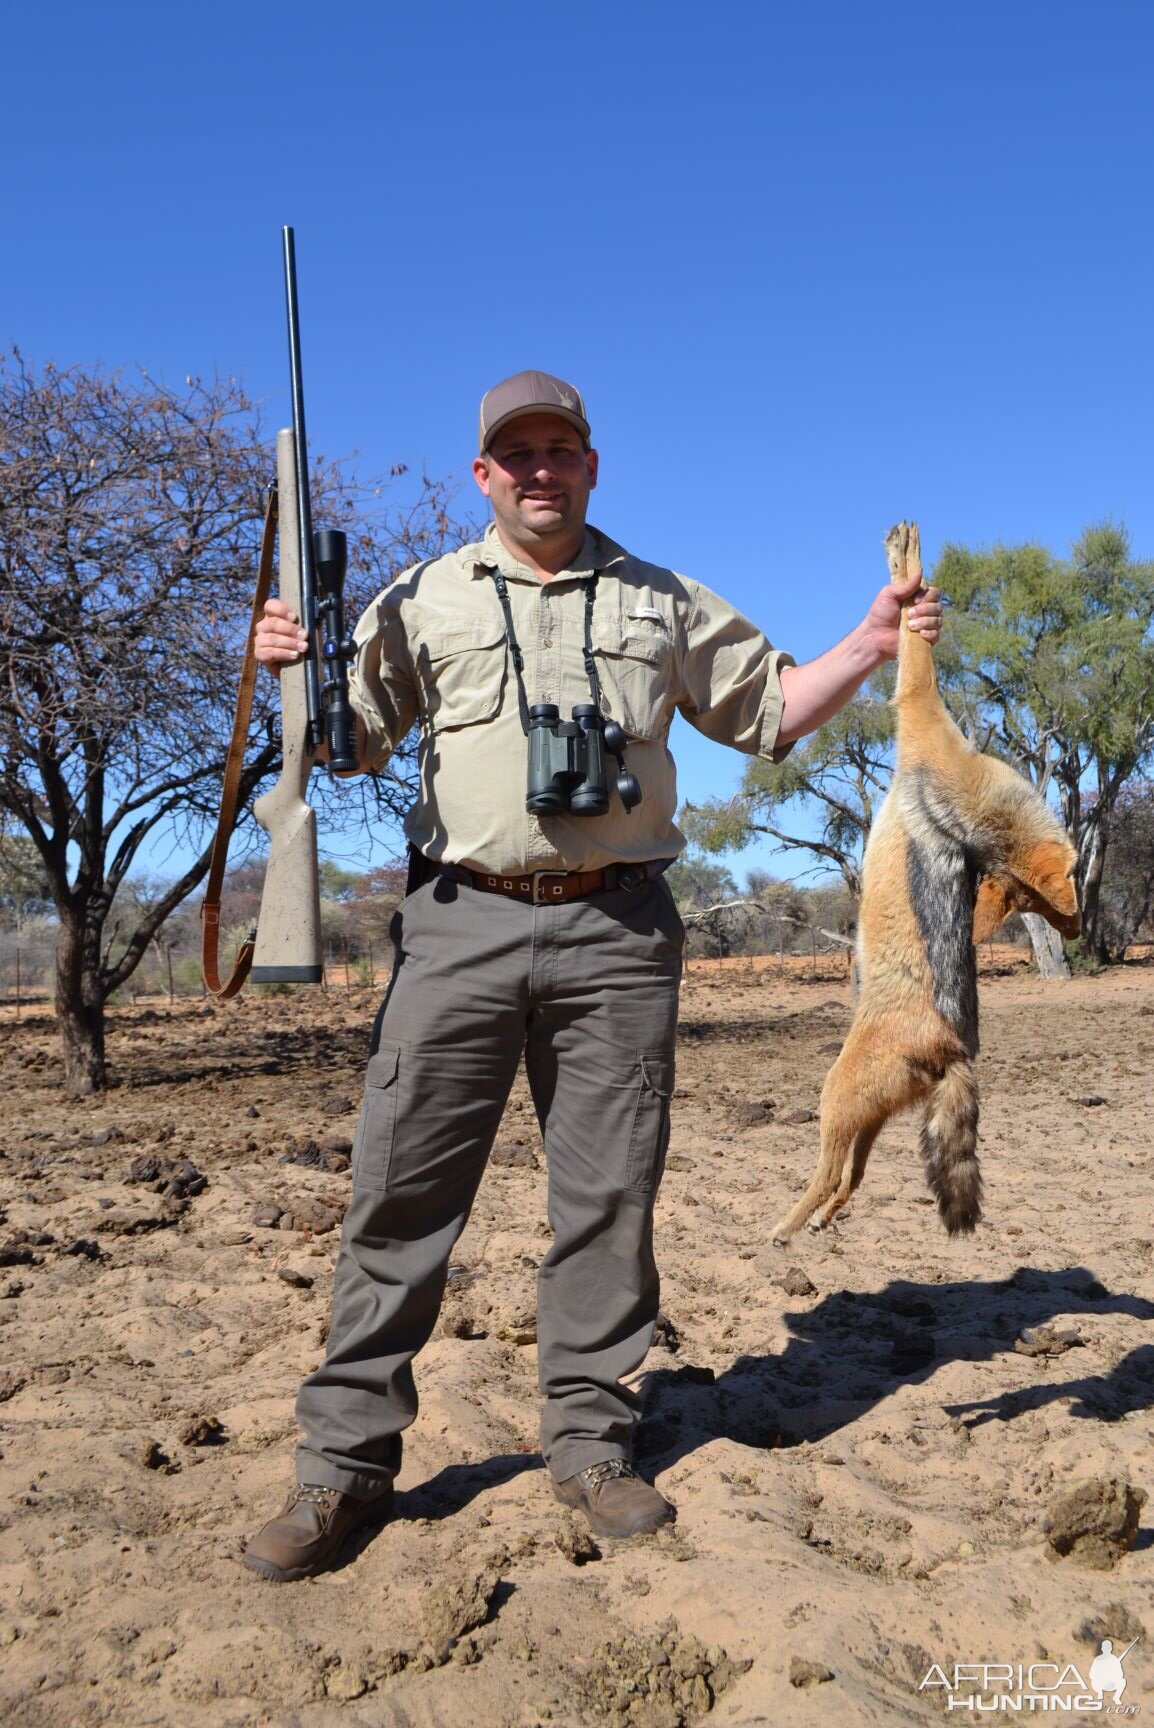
[772,522,1080,1245]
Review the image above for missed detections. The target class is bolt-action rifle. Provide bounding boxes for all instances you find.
[201,227,358,997]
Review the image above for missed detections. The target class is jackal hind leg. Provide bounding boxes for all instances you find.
[771,1033,935,1243]
[770,1115,858,1245]
[821,1119,886,1227]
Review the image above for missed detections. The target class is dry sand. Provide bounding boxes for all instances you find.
[1,955,1151,1726]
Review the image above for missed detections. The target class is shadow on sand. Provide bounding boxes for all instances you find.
[635,1265,1154,1466]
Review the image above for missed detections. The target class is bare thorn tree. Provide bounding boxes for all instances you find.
[0,352,470,1092]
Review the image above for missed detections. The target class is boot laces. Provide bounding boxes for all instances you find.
[291,1484,343,1508]
[579,1459,636,1489]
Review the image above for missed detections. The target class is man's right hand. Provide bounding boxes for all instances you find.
[254,597,310,671]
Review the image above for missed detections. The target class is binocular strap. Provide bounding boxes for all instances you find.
[488,567,604,735]
[488,566,637,804]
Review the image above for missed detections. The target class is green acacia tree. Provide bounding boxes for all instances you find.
[936,522,1154,964]
[664,851,738,911]
[682,673,895,898]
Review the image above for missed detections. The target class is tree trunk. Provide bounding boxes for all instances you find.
[55,912,107,1095]
[1077,826,1110,964]
[1020,912,1071,980]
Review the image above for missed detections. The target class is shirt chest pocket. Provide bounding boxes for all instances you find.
[414,625,508,731]
[593,622,674,742]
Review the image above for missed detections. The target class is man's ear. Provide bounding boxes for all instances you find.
[472,454,492,499]
[586,447,599,491]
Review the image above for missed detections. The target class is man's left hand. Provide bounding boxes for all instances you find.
[776,574,946,745]
[864,574,943,660]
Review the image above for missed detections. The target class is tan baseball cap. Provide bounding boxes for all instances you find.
[478,369,590,452]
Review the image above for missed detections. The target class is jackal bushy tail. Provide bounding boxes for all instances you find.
[920,1060,981,1234]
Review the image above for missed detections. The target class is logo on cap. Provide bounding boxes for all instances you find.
[479,369,590,452]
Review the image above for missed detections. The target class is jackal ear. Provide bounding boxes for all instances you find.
[1014,840,1081,934]
[973,873,1024,943]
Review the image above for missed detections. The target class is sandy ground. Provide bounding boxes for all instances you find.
[0,954,1151,1727]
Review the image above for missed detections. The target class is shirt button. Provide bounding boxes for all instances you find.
[542,636,553,649]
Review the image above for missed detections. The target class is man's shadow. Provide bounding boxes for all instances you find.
[330,1265,1152,1571]
[635,1266,1154,1467]
[330,1452,544,1573]
[393,1451,544,1523]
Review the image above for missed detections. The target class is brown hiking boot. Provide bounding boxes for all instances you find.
[552,1460,676,1538]
[243,1483,393,1582]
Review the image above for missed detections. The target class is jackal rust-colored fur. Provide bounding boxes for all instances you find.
[771,522,1080,1244]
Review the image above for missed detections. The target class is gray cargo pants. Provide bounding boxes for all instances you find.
[295,871,683,1497]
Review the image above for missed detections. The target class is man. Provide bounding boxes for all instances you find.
[245,370,942,1582]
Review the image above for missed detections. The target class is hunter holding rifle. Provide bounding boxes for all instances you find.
[245,369,942,1581]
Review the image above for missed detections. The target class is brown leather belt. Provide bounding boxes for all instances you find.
[428,858,673,904]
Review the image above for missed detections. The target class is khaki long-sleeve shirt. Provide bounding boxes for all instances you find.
[349,523,795,875]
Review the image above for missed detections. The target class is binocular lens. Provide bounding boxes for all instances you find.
[526,786,572,814]
[569,786,610,815]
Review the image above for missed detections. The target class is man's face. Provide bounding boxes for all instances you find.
[472,412,598,551]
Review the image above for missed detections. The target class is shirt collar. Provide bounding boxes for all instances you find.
[470,522,628,583]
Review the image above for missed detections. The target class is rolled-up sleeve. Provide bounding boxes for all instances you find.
[676,579,796,763]
[347,589,418,773]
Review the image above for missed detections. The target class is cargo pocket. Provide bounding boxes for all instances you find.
[625,1050,675,1194]
[352,1043,401,1192]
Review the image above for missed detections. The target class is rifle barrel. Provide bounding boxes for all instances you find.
[282,225,323,750]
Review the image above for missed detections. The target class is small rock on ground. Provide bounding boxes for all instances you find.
[1044,1478,1147,1569]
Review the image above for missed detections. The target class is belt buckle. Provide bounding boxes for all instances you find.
[531,870,569,904]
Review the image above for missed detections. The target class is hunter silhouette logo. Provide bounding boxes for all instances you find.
[1090,1639,1138,1706]
[917,1637,1141,1713]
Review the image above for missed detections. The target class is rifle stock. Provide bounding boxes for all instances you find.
[250,427,324,984]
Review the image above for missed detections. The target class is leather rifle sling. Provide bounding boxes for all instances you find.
[201,485,279,998]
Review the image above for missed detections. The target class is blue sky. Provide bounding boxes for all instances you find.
[7,1,1152,881]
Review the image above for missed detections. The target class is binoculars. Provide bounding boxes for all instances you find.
[526,703,642,817]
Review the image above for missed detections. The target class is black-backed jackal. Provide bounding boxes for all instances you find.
[772,523,1080,1244]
